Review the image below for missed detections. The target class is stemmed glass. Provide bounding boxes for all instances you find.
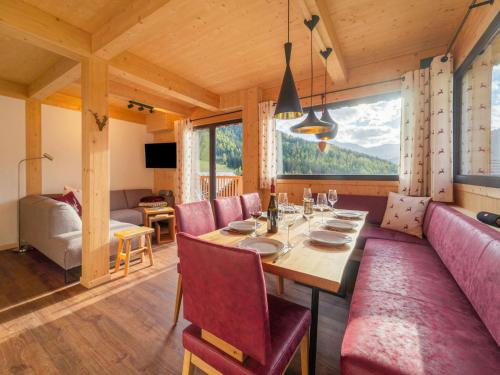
[317,193,328,225]
[303,188,314,234]
[282,204,298,250]
[328,189,338,215]
[249,204,262,237]
[277,192,288,222]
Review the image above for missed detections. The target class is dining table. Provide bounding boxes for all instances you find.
[199,208,367,375]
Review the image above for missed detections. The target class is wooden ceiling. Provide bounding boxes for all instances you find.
[0,0,478,117]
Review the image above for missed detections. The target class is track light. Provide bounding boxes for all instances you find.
[138,106,144,111]
[127,103,133,109]
[128,100,155,114]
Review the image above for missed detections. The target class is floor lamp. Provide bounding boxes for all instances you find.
[16,153,54,253]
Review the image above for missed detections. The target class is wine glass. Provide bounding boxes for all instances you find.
[328,189,338,214]
[317,193,328,225]
[277,192,288,222]
[249,205,262,237]
[303,187,312,201]
[303,195,314,235]
[282,204,298,250]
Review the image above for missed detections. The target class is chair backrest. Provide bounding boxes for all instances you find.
[213,196,244,229]
[240,193,262,220]
[177,233,271,365]
[174,200,216,236]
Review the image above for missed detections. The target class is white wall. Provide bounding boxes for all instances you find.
[0,96,153,247]
[0,96,25,248]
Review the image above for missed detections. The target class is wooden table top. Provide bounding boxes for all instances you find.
[199,210,367,293]
[143,207,175,215]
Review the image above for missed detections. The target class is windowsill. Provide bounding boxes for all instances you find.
[277,175,399,181]
[454,175,500,189]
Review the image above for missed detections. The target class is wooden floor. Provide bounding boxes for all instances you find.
[0,245,351,374]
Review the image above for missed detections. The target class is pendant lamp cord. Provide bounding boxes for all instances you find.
[310,28,313,107]
[323,56,327,111]
[287,0,290,42]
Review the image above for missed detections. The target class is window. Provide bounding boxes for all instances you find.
[277,93,401,178]
[455,19,500,188]
[193,121,243,201]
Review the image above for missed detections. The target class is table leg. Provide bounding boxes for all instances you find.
[309,287,320,375]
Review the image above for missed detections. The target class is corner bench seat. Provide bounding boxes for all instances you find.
[341,202,500,375]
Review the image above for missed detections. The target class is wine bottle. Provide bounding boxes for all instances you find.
[267,178,278,233]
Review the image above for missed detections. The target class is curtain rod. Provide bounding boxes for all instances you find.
[190,109,242,122]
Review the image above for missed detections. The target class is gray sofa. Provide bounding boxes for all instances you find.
[20,195,138,271]
[110,189,152,225]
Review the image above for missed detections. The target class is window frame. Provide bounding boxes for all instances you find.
[453,13,500,188]
[193,118,243,201]
[276,91,401,181]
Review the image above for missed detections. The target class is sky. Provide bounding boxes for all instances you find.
[492,65,500,130]
[276,97,402,148]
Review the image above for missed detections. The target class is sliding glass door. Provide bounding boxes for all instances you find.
[194,121,242,201]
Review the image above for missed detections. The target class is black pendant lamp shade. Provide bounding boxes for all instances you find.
[274,0,303,120]
[290,15,332,134]
[275,42,303,119]
[315,48,338,140]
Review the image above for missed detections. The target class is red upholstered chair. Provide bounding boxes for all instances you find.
[173,200,216,324]
[213,196,244,229]
[177,233,310,375]
[240,192,262,219]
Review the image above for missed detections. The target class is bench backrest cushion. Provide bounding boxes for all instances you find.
[335,194,388,225]
[425,203,500,345]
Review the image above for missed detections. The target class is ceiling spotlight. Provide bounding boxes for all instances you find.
[127,103,133,109]
[138,106,144,111]
[149,108,154,114]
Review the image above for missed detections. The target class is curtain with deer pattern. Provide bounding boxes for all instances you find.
[259,101,277,189]
[175,118,198,203]
[400,55,453,202]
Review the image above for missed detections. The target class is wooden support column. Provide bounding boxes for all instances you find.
[25,98,42,195]
[80,57,111,288]
[242,87,261,194]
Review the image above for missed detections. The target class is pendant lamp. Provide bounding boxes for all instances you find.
[274,0,303,119]
[316,48,339,140]
[318,141,328,152]
[290,15,332,134]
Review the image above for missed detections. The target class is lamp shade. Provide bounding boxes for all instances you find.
[274,43,303,119]
[316,110,339,140]
[318,141,328,152]
[290,107,332,134]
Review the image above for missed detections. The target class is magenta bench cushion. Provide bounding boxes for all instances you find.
[335,194,388,225]
[342,238,500,375]
[342,200,500,375]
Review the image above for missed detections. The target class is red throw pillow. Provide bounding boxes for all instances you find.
[140,195,166,203]
[54,191,82,217]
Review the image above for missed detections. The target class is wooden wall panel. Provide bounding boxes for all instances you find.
[25,98,42,195]
[277,179,399,204]
[454,183,500,214]
[242,87,261,194]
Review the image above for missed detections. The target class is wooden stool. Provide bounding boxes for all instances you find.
[114,227,155,276]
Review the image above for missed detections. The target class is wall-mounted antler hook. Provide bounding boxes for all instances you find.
[88,110,108,131]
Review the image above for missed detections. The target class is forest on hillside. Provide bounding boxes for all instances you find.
[197,124,398,176]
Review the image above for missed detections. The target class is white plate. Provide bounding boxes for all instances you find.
[308,231,352,246]
[325,219,358,231]
[239,238,284,256]
[334,211,363,220]
[228,221,260,233]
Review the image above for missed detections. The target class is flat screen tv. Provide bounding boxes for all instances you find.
[145,143,177,168]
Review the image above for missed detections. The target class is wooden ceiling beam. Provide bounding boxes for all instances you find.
[92,0,174,59]
[29,59,81,100]
[0,78,28,99]
[0,0,91,60]
[108,80,192,117]
[110,52,220,111]
[297,0,347,83]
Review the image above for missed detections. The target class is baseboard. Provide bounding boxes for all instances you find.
[0,243,16,251]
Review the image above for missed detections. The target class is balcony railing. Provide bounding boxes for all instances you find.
[199,175,243,200]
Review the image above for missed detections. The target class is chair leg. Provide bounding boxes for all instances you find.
[300,333,309,375]
[182,350,194,375]
[276,276,284,295]
[173,274,183,324]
